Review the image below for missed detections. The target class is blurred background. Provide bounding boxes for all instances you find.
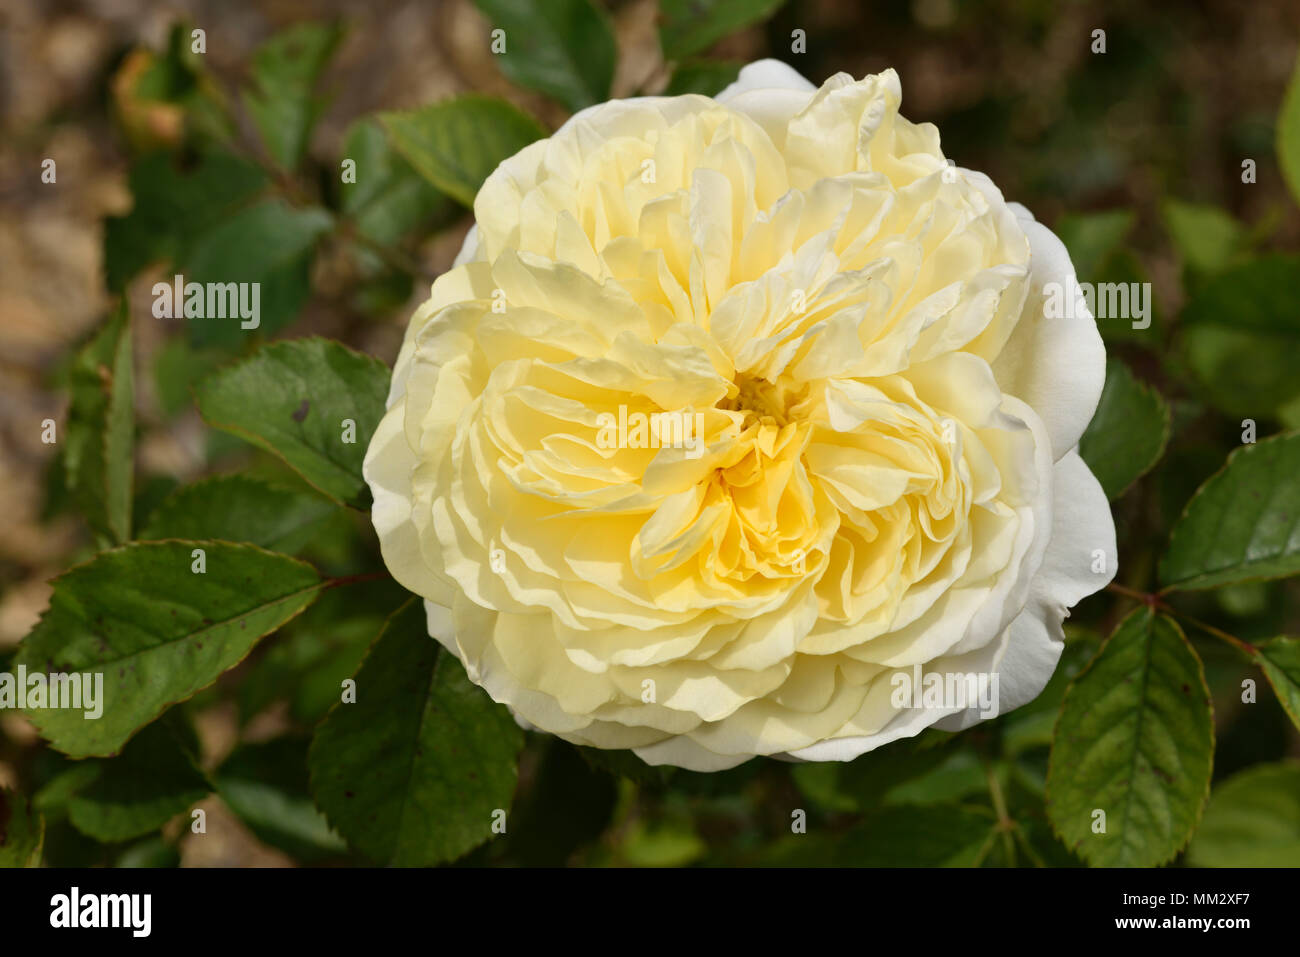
[1,0,1298,866]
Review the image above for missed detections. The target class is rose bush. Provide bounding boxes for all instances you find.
[19,6,1299,871]
[364,59,1116,771]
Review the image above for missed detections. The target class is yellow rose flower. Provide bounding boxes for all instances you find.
[364,61,1116,771]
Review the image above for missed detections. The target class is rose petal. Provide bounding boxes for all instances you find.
[935,448,1115,729]
[988,203,1108,461]
[716,58,816,100]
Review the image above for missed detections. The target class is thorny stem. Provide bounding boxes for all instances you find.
[1012,822,1047,868]
[1105,581,1157,605]
[1104,582,1257,657]
[341,225,435,283]
[1172,611,1258,657]
[323,570,390,590]
[981,755,1017,866]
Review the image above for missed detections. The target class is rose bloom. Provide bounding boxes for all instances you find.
[364,60,1116,771]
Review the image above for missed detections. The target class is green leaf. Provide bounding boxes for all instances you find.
[103,151,267,291]
[1014,813,1084,868]
[151,338,226,418]
[64,302,134,545]
[1078,359,1171,499]
[1161,199,1247,275]
[350,269,416,318]
[1182,255,1300,417]
[1054,209,1135,282]
[1052,211,1153,343]
[67,719,210,843]
[141,475,337,554]
[243,22,343,170]
[620,820,706,867]
[836,805,997,866]
[503,741,617,865]
[471,0,616,113]
[747,832,841,867]
[1046,608,1214,867]
[381,95,547,207]
[340,118,456,257]
[665,59,743,96]
[34,764,101,814]
[1281,392,1300,431]
[659,0,786,61]
[791,732,960,812]
[214,737,346,861]
[0,790,44,867]
[338,118,455,305]
[1159,431,1300,591]
[880,749,988,807]
[1187,762,1300,866]
[15,541,324,757]
[237,580,406,726]
[177,199,333,347]
[116,837,180,868]
[196,338,389,507]
[1279,50,1300,208]
[308,600,524,866]
[1256,637,1300,731]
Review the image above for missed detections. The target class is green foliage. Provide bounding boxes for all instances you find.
[236,579,407,725]
[1160,432,1300,591]
[111,22,234,150]
[1161,199,1248,276]
[1278,51,1300,208]
[0,790,45,867]
[501,741,617,865]
[619,817,707,866]
[835,805,998,866]
[151,339,227,418]
[103,151,268,292]
[196,339,390,507]
[215,737,347,861]
[381,96,548,207]
[1078,359,1171,500]
[65,718,210,842]
[178,200,333,347]
[472,0,617,112]
[1052,210,1154,342]
[340,118,456,257]
[791,732,968,812]
[1256,637,1300,731]
[1053,209,1134,282]
[141,475,337,553]
[16,542,324,757]
[1047,609,1214,867]
[1187,762,1300,866]
[64,302,134,545]
[242,22,343,170]
[308,601,524,865]
[116,837,180,868]
[665,60,743,96]
[1181,256,1300,419]
[659,0,786,61]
